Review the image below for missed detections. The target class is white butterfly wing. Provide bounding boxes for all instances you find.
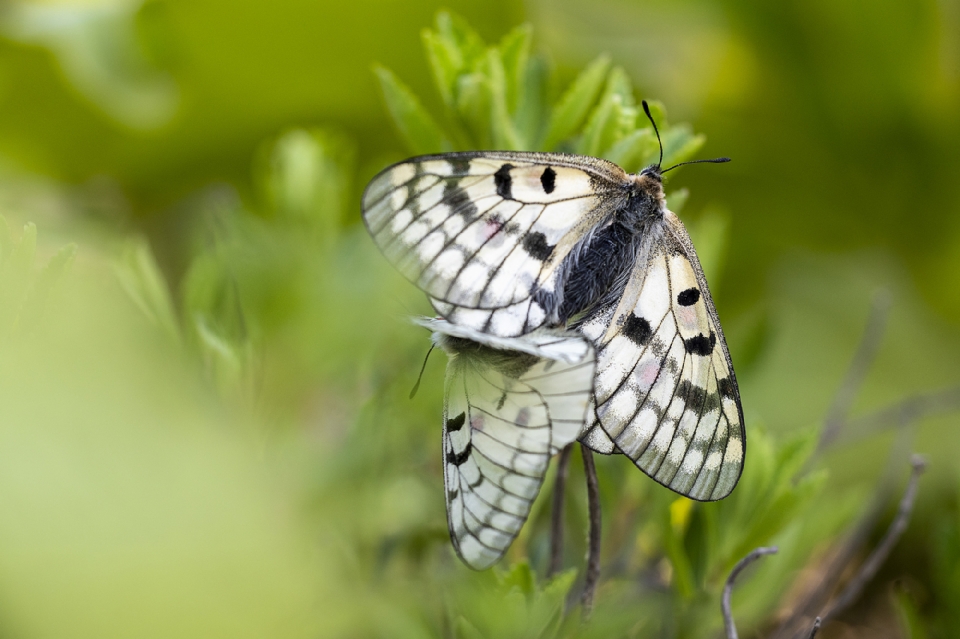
[414,316,592,364]
[363,152,626,337]
[435,326,596,569]
[578,211,745,501]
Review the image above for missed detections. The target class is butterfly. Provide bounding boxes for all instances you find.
[415,317,596,569]
[362,101,745,565]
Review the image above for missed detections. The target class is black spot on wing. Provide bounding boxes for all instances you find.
[684,332,716,356]
[447,488,459,501]
[447,157,472,174]
[676,380,720,413]
[622,314,653,346]
[444,180,478,221]
[494,164,514,199]
[447,441,472,466]
[718,377,736,400]
[540,167,556,194]
[522,232,554,261]
[677,288,700,306]
[447,412,466,432]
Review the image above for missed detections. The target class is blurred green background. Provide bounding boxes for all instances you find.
[0,0,958,637]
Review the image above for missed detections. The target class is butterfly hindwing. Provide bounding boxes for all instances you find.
[363,152,626,336]
[431,320,596,569]
[578,212,744,501]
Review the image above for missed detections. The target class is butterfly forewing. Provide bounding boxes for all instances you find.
[433,321,596,569]
[579,212,744,501]
[363,152,626,336]
[366,148,746,509]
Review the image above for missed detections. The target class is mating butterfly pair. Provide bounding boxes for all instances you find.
[362,107,745,569]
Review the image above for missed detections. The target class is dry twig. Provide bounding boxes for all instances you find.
[580,443,601,616]
[774,454,927,638]
[837,386,960,445]
[722,546,779,639]
[819,455,926,622]
[816,289,890,454]
[548,444,573,578]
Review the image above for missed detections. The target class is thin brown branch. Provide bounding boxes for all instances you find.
[548,444,573,578]
[580,443,601,617]
[773,455,927,639]
[721,546,779,639]
[835,386,960,445]
[820,455,927,622]
[816,289,891,454]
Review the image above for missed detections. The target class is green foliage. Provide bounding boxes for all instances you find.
[0,217,76,338]
[378,11,702,173]
[1,6,957,639]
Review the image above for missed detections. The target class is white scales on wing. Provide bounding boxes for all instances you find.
[418,318,596,569]
[363,101,745,569]
[364,154,624,337]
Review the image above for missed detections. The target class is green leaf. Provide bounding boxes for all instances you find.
[496,561,535,598]
[661,125,706,167]
[421,11,486,111]
[421,30,460,109]
[434,11,486,68]
[663,499,697,599]
[455,70,493,148]
[0,215,11,264]
[113,238,181,345]
[374,65,450,154]
[686,207,730,286]
[19,242,77,331]
[542,55,610,150]
[487,48,523,150]
[498,24,532,115]
[454,616,488,639]
[513,54,549,150]
[893,586,929,639]
[10,222,37,287]
[665,188,690,214]
[577,67,637,157]
[255,127,355,250]
[604,127,659,172]
[0,221,36,332]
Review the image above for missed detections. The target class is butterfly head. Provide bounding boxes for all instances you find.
[627,167,667,221]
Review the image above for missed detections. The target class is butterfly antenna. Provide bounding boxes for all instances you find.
[641,100,663,169]
[662,157,731,173]
[409,344,436,399]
